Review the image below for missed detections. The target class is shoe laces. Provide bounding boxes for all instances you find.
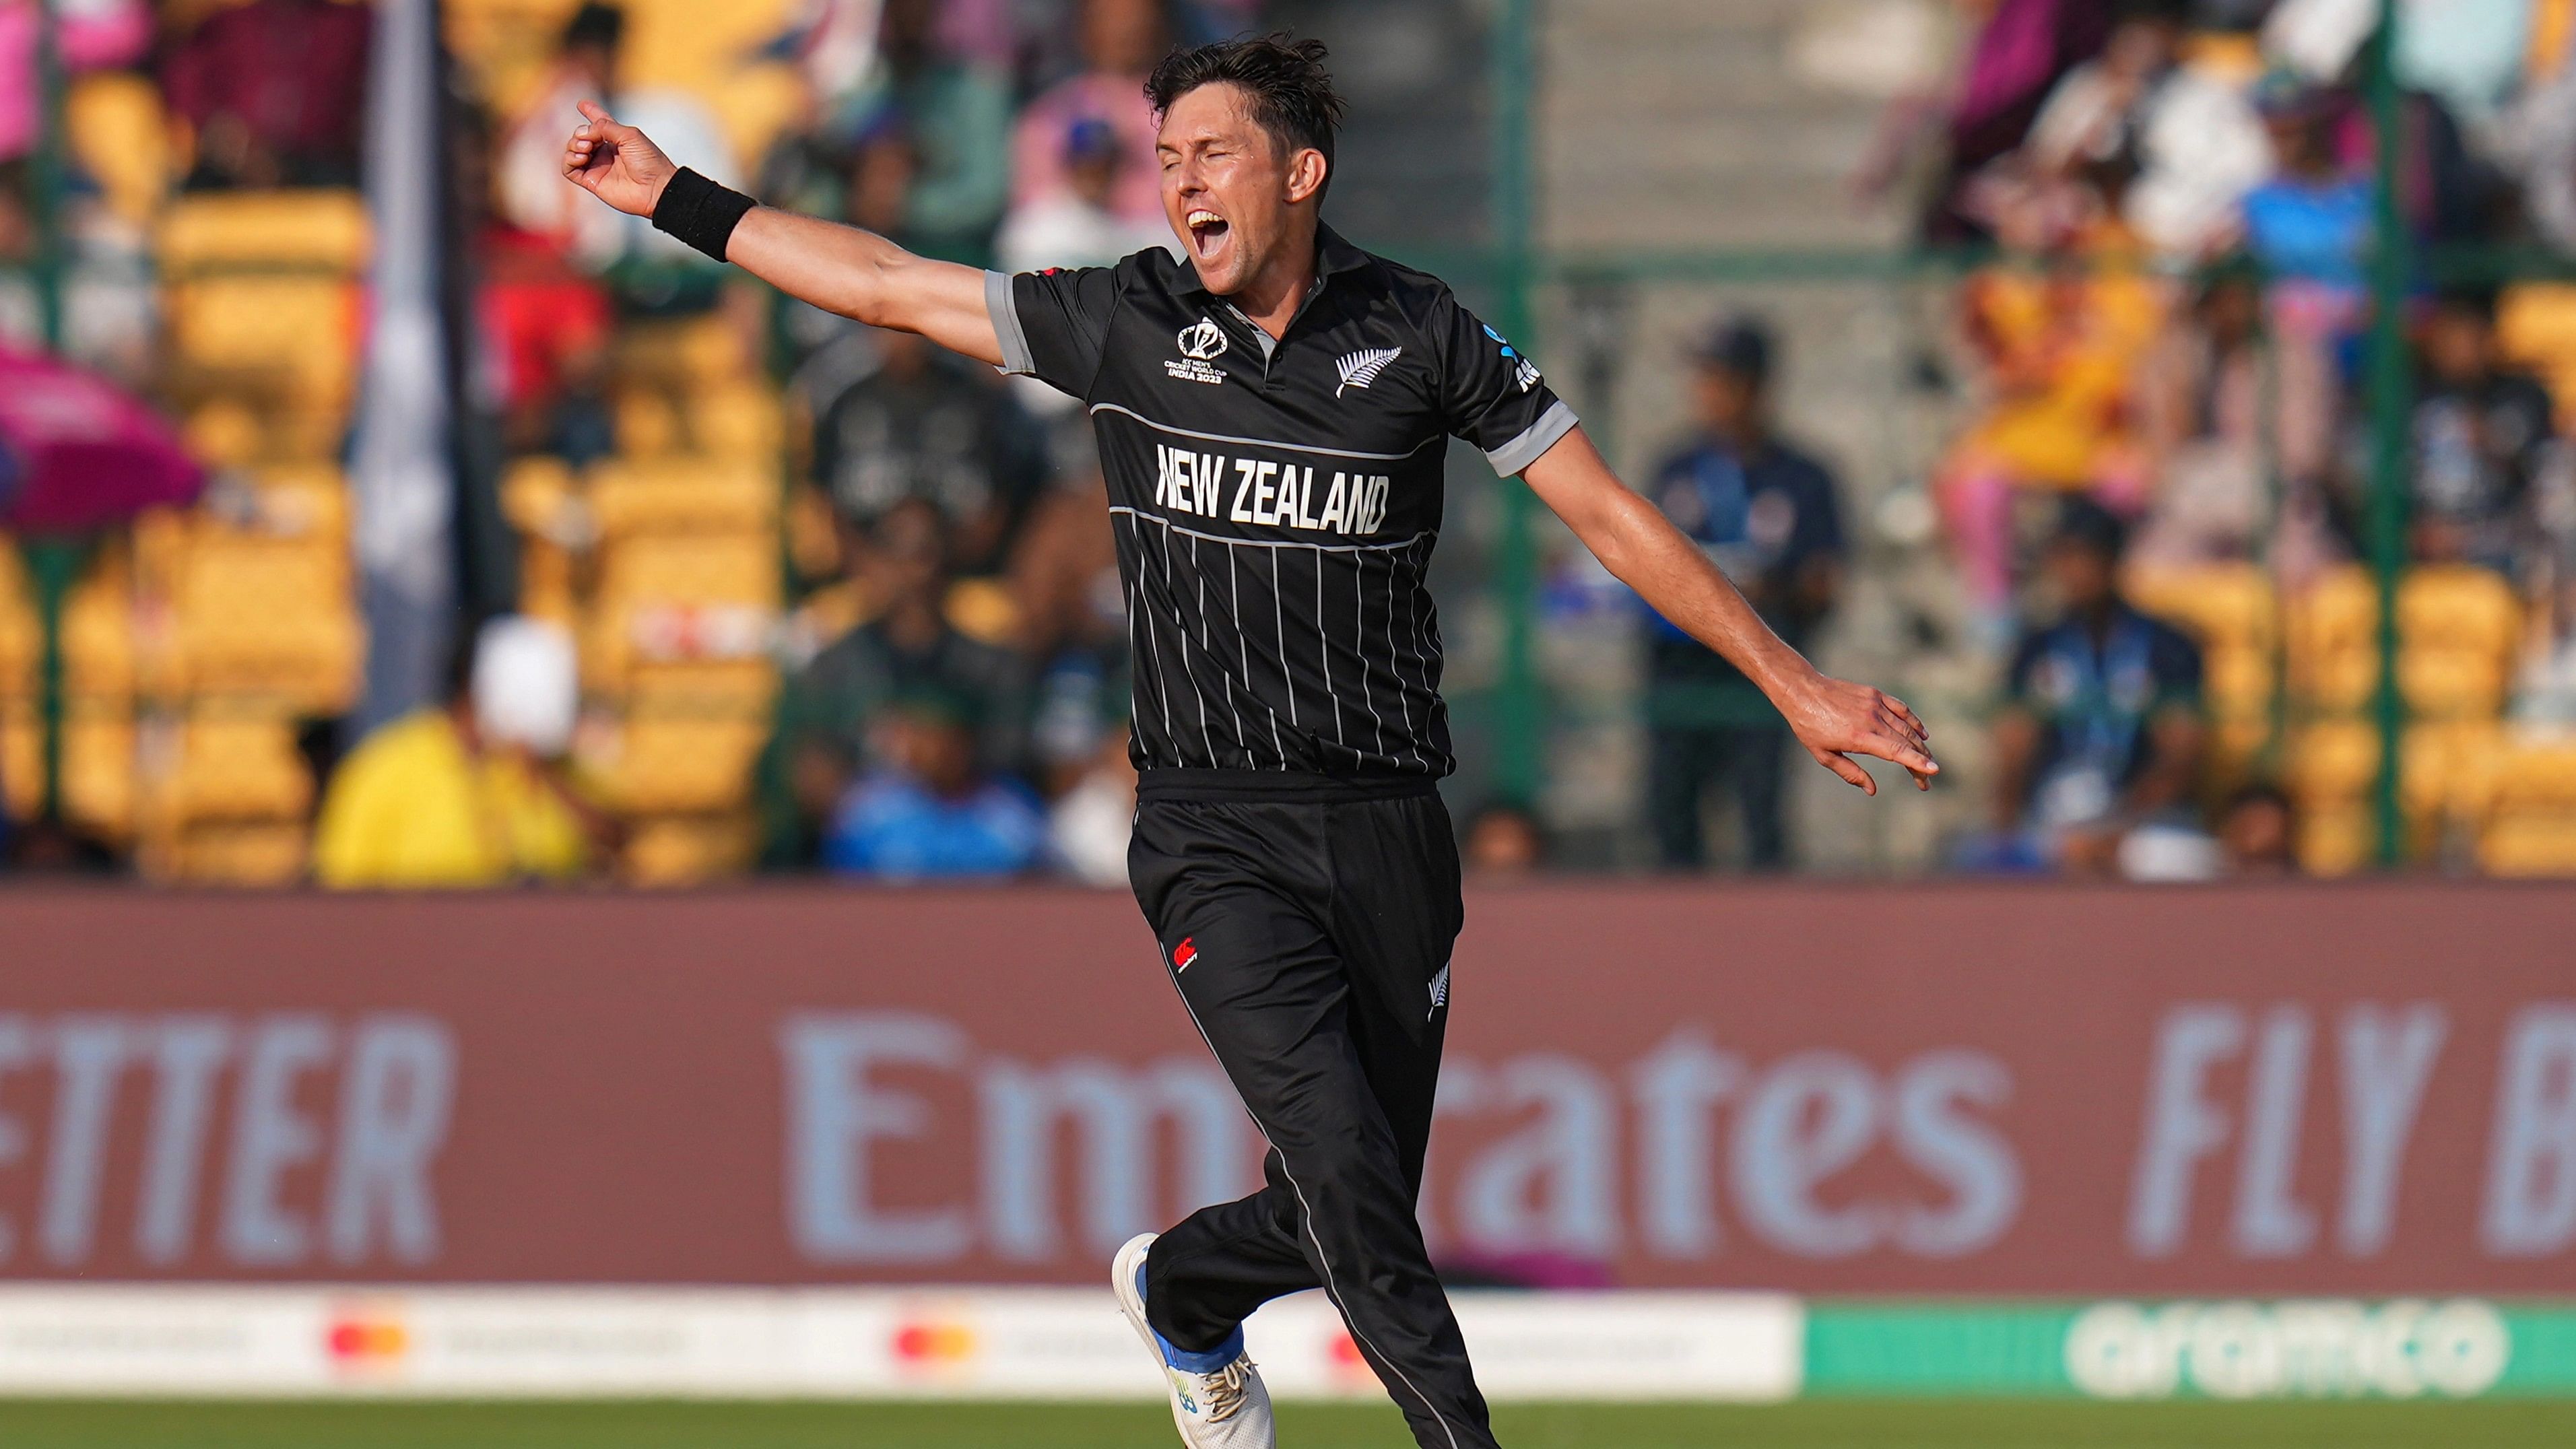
[1200,1356,1257,1423]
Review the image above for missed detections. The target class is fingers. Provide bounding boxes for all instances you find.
[1812,746,1878,797]
[577,100,619,129]
[1856,730,1941,780]
[1879,692,1929,741]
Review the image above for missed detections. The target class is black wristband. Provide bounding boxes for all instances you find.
[650,167,756,263]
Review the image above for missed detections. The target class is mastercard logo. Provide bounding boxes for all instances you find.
[892,1320,979,1367]
[327,1316,410,1364]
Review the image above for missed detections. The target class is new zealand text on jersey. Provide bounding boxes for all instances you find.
[1152,443,1392,537]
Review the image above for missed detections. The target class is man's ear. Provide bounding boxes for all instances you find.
[1284,147,1329,207]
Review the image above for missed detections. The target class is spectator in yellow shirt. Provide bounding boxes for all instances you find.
[314,617,619,888]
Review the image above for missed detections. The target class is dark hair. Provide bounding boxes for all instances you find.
[2050,496,2129,562]
[1145,35,1345,195]
[561,3,624,53]
[2433,285,2501,323]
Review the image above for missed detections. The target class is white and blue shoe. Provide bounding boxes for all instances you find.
[1113,1233,1275,1449]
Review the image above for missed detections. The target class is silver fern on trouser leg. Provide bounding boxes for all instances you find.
[1113,1234,1277,1448]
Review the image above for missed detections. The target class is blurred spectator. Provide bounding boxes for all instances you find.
[1048,724,1137,886]
[769,498,1032,865]
[1462,801,1547,879]
[999,116,1181,275]
[460,97,616,466]
[313,617,620,888]
[496,3,736,273]
[2409,288,2554,576]
[2132,267,2270,569]
[5,813,124,874]
[1921,0,2117,240]
[1,0,149,170]
[2217,780,2300,876]
[853,0,1012,266]
[1012,0,1168,228]
[1973,499,2206,876]
[822,687,1047,880]
[1008,460,1130,787]
[999,115,1180,422]
[1938,175,2162,616]
[2023,0,2270,255]
[1643,318,1847,873]
[162,0,371,190]
[2237,72,2370,492]
[811,326,1050,572]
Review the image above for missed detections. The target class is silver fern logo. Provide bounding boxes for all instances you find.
[1335,346,1403,397]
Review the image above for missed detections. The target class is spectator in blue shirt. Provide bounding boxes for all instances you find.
[1977,498,2206,875]
[1643,317,1848,871]
[824,687,1046,882]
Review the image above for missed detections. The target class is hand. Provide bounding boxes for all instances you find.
[562,100,675,219]
[1775,668,1938,797]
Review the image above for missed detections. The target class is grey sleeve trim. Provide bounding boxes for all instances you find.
[986,270,1036,376]
[1484,399,1581,476]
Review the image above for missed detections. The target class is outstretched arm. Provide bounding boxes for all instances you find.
[1521,427,1938,795]
[562,102,1001,366]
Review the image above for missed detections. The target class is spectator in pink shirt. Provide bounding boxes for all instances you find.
[1010,0,1167,226]
[162,0,373,189]
[0,0,148,166]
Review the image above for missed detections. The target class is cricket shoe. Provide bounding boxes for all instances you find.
[1113,1233,1275,1449]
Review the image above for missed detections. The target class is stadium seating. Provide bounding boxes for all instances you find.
[2136,561,2536,874]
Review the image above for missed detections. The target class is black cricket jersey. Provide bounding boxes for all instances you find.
[985,226,1578,797]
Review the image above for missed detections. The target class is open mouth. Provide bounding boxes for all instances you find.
[1185,208,1232,260]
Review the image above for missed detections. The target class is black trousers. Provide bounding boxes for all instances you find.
[1648,720,1791,871]
[1128,784,1496,1449]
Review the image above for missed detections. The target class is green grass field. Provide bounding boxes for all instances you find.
[0,1399,2569,1448]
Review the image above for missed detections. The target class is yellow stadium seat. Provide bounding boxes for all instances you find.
[59,707,138,840]
[2398,647,2509,720]
[2288,566,2378,657]
[2286,719,2380,803]
[615,314,750,391]
[945,577,1023,648]
[2499,285,2576,409]
[596,714,769,815]
[0,541,32,697]
[691,382,786,461]
[60,553,137,702]
[2401,566,2521,656]
[2488,738,2576,811]
[620,811,760,887]
[2127,562,2278,652]
[148,709,314,825]
[595,533,780,605]
[160,822,310,887]
[2478,813,2576,877]
[2202,644,2274,716]
[588,459,778,539]
[165,277,362,407]
[7,701,140,840]
[67,73,172,226]
[615,390,686,459]
[2297,802,2374,877]
[2292,644,2379,713]
[156,191,370,275]
[0,702,34,822]
[166,481,363,710]
[184,401,265,469]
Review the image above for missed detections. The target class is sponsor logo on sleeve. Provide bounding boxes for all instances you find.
[1484,325,1542,393]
